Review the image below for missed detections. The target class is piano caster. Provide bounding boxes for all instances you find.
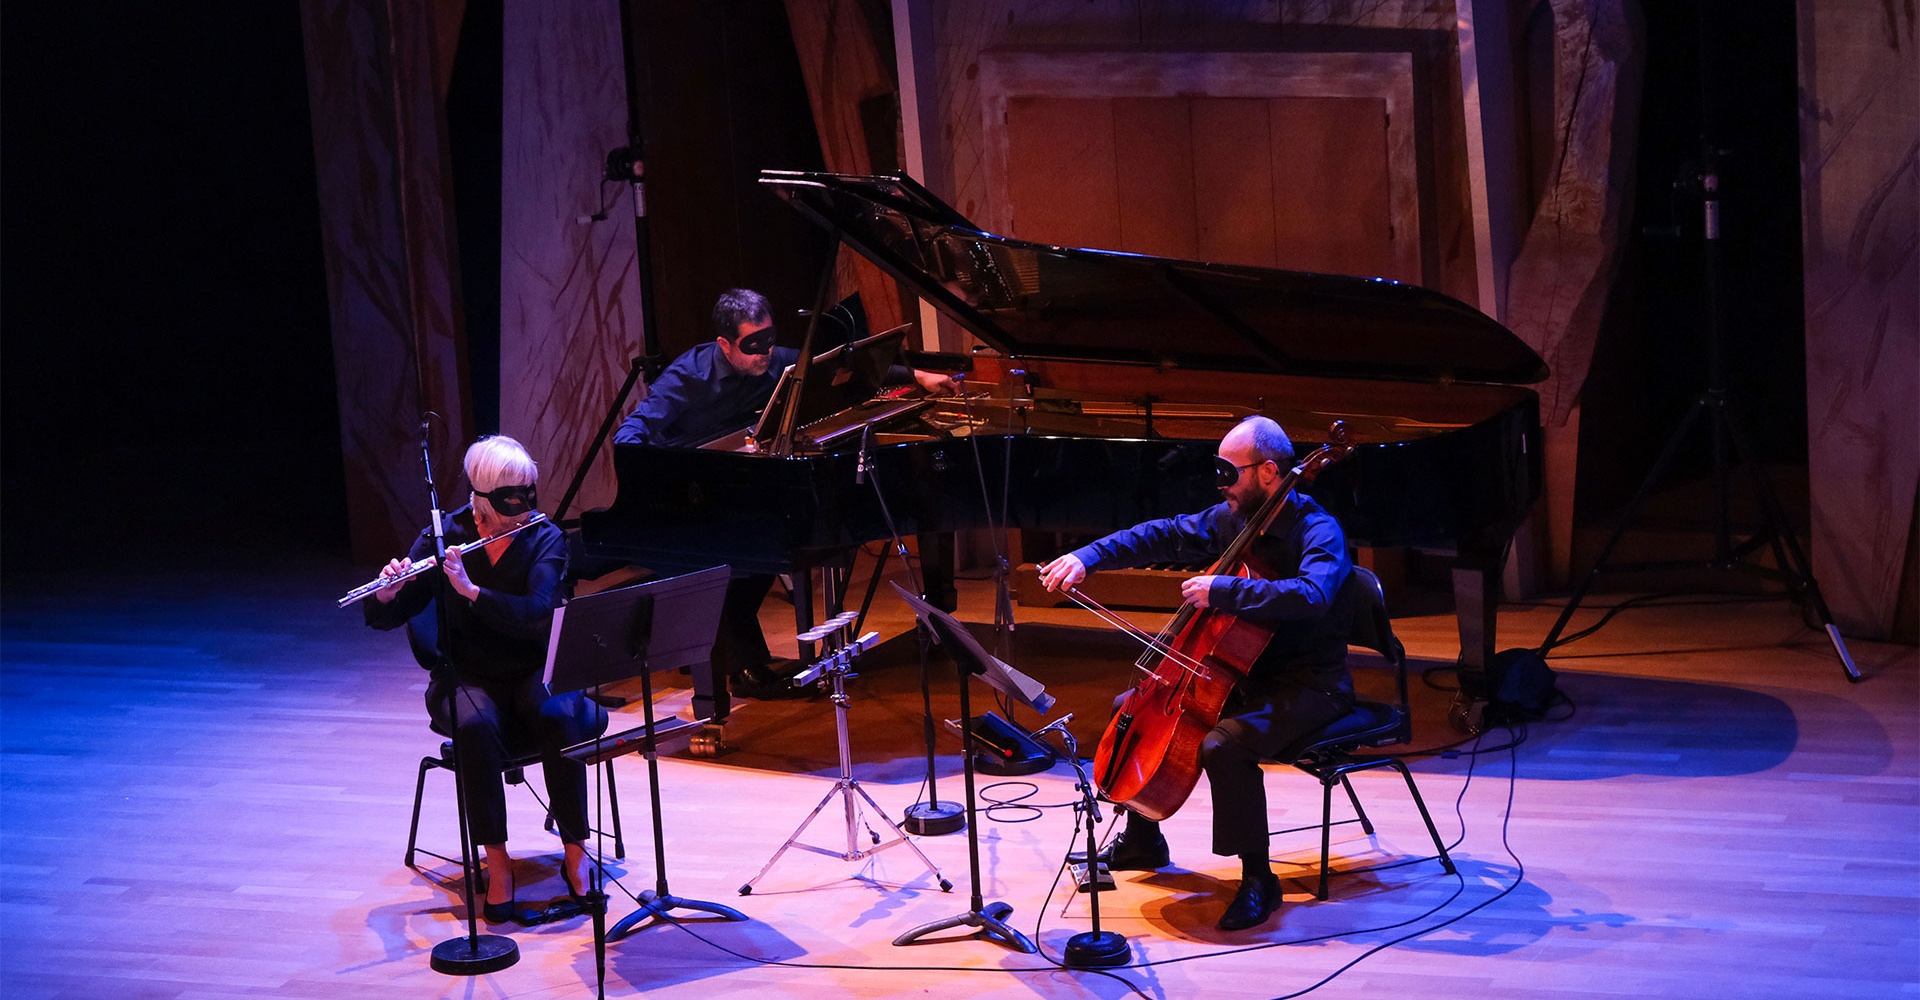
[689,724,728,758]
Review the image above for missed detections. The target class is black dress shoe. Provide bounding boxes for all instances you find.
[480,862,515,923]
[562,861,596,903]
[1216,872,1282,931]
[1065,831,1172,872]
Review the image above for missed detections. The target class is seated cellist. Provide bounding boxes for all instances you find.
[1037,415,1355,931]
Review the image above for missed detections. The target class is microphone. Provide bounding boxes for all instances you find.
[855,422,873,485]
[1033,713,1075,739]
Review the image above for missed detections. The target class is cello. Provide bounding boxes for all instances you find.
[1076,421,1353,821]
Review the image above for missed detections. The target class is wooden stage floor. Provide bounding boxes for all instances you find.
[1,556,1914,999]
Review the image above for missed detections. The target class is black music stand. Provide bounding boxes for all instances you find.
[889,583,1049,954]
[543,566,749,962]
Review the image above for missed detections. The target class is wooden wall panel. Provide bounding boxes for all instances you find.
[998,92,1398,278]
[1796,0,1919,639]
[1005,98,1121,248]
[977,49,1424,314]
[1113,99,1198,259]
[1191,98,1279,268]
[1270,97,1395,279]
[497,0,639,518]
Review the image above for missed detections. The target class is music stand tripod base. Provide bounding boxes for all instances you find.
[891,900,1036,953]
[430,933,518,976]
[606,890,747,942]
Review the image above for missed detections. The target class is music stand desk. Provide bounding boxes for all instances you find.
[544,566,749,947]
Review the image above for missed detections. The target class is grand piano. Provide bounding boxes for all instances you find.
[582,170,1546,694]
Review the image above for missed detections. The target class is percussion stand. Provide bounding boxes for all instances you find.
[739,616,953,895]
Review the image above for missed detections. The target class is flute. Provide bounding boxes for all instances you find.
[336,513,548,608]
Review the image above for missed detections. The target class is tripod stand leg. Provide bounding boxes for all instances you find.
[848,781,952,892]
[738,783,845,895]
[1538,400,1710,654]
[1718,401,1864,681]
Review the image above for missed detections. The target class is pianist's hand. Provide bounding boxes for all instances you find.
[374,558,412,603]
[1038,553,1086,592]
[912,369,959,397]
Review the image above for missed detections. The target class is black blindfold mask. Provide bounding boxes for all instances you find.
[473,483,538,517]
[733,326,776,356]
[1214,458,1260,489]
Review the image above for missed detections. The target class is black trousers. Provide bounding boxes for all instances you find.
[1115,676,1351,857]
[427,672,608,847]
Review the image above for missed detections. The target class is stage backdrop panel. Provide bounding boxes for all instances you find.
[300,0,473,563]
[498,0,643,518]
[1796,1,1920,640]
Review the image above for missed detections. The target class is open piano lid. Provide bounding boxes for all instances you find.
[762,170,1547,386]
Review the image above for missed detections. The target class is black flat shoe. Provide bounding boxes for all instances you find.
[1216,872,1282,931]
[1065,831,1172,872]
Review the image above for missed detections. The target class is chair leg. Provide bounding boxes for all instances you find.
[1389,759,1457,876]
[1338,773,1376,834]
[1318,777,1336,901]
[404,756,437,867]
[604,760,625,860]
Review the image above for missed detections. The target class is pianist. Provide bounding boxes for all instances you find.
[364,435,606,920]
[1038,416,1354,932]
[612,288,956,701]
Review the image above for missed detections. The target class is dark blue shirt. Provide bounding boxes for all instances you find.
[1069,492,1353,693]
[613,342,801,448]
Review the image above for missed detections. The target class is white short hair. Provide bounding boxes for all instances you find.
[464,435,537,518]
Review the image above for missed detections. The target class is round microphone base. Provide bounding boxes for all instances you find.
[1064,929,1130,967]
[430,933,519,976]
[901,800,966,836]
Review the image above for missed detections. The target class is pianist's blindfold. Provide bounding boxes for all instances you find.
[472,483,538,517]
[732,326,776,356]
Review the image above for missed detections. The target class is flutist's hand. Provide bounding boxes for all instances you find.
[1038,553,1087,592]
[442,546,481,602]
[373,558,412,603]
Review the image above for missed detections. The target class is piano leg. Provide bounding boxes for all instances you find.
[1451,560,1497,674]
[1449,538,1516,734]
[792,565,815,666]
[920,532,957,613]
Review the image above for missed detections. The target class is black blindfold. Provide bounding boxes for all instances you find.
[473,483,538,517]
[1214,458,1260,489]
[733,326,776,356]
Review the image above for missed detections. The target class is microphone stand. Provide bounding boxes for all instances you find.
[420,421,519,975]
[859,422,966,836]
[1047,725,1128,967]
[953,365,1055,774]
[889,597,1037,954]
